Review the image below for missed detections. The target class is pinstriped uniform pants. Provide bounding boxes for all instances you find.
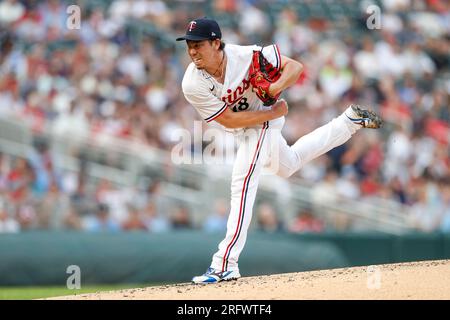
[211,110,360,272]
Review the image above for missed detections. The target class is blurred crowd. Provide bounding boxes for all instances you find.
[0,0,449,233]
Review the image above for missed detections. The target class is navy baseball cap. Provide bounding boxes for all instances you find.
[176,17,222,41]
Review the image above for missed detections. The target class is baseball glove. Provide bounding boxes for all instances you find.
[248,50,282,106]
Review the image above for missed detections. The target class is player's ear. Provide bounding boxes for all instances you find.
[214,39,221,50]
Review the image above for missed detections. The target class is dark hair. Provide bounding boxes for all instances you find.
[209,39,226,51]
[97,203,109,213]
[0,31,13,55]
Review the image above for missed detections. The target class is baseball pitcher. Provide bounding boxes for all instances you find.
[176,17,382,284]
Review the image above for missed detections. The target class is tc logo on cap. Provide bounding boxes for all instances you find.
[176,17,222,41]
[188,21,197,32]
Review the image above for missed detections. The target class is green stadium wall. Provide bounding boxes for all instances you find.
[0,231,449,286]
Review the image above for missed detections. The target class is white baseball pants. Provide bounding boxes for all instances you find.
[210,106,361,272]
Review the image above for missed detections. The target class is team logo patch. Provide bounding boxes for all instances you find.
[188,21,197,32]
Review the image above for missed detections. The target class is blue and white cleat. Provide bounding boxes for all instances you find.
[192,267,241,284]
[346,104,383,129]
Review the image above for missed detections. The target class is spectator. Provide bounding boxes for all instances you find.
[28,137,59,197]
[203,198,228,233]
[121,204,147,231]
[5,157,34,204]
[62,205,83,231]
[142,201,171,233]
[256,202,283,233]
[96,179,134,224]
[36,181,69,229]
[0,0,448,233]
[83,203,121,232]
[353,37,381,80]
[16,202,37,230]
[0,199,19,233]
[289,207,325,233]
[441,209,450,233]
[69,171,97,217]
[439,181,450,233]
[0,0,25,27]
[409,182,442,232]
[170,205,193,230]
[311,169,339,213]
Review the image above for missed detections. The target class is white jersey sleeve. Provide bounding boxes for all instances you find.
[182,63,228,123]
[260,44,282,71]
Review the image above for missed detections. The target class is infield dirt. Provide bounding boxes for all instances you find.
[47,259,450,300]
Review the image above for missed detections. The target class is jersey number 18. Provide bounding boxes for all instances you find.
[232,98,249,112]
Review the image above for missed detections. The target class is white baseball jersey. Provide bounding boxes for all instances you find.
[182,44,281,126]
[181,42,362,274]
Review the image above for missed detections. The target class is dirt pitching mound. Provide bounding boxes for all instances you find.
[49,259,450,300]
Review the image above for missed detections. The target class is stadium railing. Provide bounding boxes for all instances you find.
[0,116,413,234]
